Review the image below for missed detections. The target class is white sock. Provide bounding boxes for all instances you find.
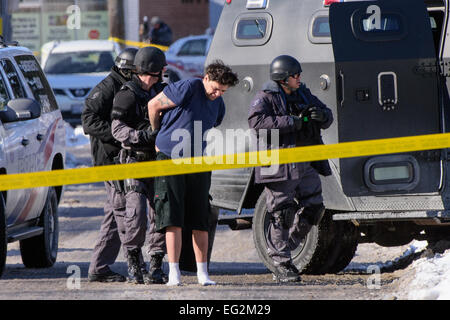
[196,262,216,286]
[167,262,181,286]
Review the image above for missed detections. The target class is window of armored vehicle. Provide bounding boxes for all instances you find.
[0,58,26,99]
[312,16,330,37]
[237,19,267,39]
[178,39,208,56]
[232,13,273,46]
[0,73,10,112]
[14,55,58,113]
[308,12,331,44]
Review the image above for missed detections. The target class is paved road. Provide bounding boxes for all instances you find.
[0,181,413,302]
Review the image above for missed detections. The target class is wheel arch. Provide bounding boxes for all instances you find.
[51,153,64,203]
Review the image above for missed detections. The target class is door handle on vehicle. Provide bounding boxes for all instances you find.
[338,70,345,107]
[36,133,44,141]
[21,138,30,146]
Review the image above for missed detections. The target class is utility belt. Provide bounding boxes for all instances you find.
[112,178,148,194]
[125,149,153,162]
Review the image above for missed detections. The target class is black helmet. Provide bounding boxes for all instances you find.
[134,46,167,74]
[115,47,138,70]
[270,55,302,81]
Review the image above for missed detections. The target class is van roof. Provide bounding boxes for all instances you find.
[49,40,116,53]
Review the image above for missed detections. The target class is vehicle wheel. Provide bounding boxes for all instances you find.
[20,187,59,268]
[315,220,359,274]
[179,201,219,272]
[425,226,450,253]
[0,194,6,278]
[252,192,338,274]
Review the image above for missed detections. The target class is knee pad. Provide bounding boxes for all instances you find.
[271,206,297,229]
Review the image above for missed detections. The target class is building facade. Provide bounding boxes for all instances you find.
[139,0,210,41]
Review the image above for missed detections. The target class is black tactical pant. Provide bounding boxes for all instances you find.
[88,175,165,274]
[88,180,126,274]
[121,151,166,253]
[264,163,323,265]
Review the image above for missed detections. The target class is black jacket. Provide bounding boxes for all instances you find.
[82,66,128,166]
[248,81,333,183]
[111,75,165,156]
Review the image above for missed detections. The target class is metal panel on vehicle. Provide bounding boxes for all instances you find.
[329,0,442,196]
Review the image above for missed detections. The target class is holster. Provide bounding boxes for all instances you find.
[111,155,125,193]
[124,178,146,194]
[125,149,153,162]
[112,179,125,194]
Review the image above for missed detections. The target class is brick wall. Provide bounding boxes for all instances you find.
[139,0,209,42]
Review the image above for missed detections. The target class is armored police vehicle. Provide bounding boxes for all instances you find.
[0,39,66,277]
[206,0,450,274]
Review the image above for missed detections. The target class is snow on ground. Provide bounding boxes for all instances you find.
[400,246,450,300]
[62,121,450,300]
[64,122,91,168]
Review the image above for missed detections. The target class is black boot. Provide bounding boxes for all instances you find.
[88,269,126,283]
[144,252,168,284]
[127,248,144,284]
[272,261,301,283]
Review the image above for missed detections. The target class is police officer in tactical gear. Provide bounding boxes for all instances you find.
[248,55,333,283]
[83,47,138,283]
[111,46,168,284]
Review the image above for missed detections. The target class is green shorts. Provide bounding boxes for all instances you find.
[154,152,211,232]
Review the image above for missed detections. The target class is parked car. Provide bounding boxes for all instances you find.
[0,39,66,277]
[41,40,121,126]
[163,34,213,82]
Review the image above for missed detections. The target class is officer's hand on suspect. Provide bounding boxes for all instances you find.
[308,106,327,123]
[139,128,159,145]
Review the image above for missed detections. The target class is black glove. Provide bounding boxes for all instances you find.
[291,116,303,130]
[308,106,327,123]
[139,129,159,145]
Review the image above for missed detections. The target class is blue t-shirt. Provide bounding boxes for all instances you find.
[156,78,225,158]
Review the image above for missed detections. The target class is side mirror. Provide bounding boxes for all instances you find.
[0,98,41,123]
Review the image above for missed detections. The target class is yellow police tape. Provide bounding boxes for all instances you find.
[1,132,450,191]
[108,37,169,51]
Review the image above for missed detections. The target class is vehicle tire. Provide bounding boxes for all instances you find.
[20,187,59,268]
[179,201,219,272]
[252,192,336,274]
[0,194,6,278]
[317,220,359,274]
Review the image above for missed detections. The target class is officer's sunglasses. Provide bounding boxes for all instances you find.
[144,71,161,77]
[289,73,301,79]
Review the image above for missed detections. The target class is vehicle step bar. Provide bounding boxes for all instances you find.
[7,226,43,243]
[332,210,450,222]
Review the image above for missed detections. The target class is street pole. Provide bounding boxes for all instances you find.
[1,0,12,41]
[108,0,125,49]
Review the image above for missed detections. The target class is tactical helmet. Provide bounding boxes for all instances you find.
[134,46,167,74]
[115,47,138,70]
[270,55,302,81]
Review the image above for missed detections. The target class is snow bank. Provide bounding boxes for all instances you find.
[405,248,450,300]
[65,122,89,147]
[64,122,91,168]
